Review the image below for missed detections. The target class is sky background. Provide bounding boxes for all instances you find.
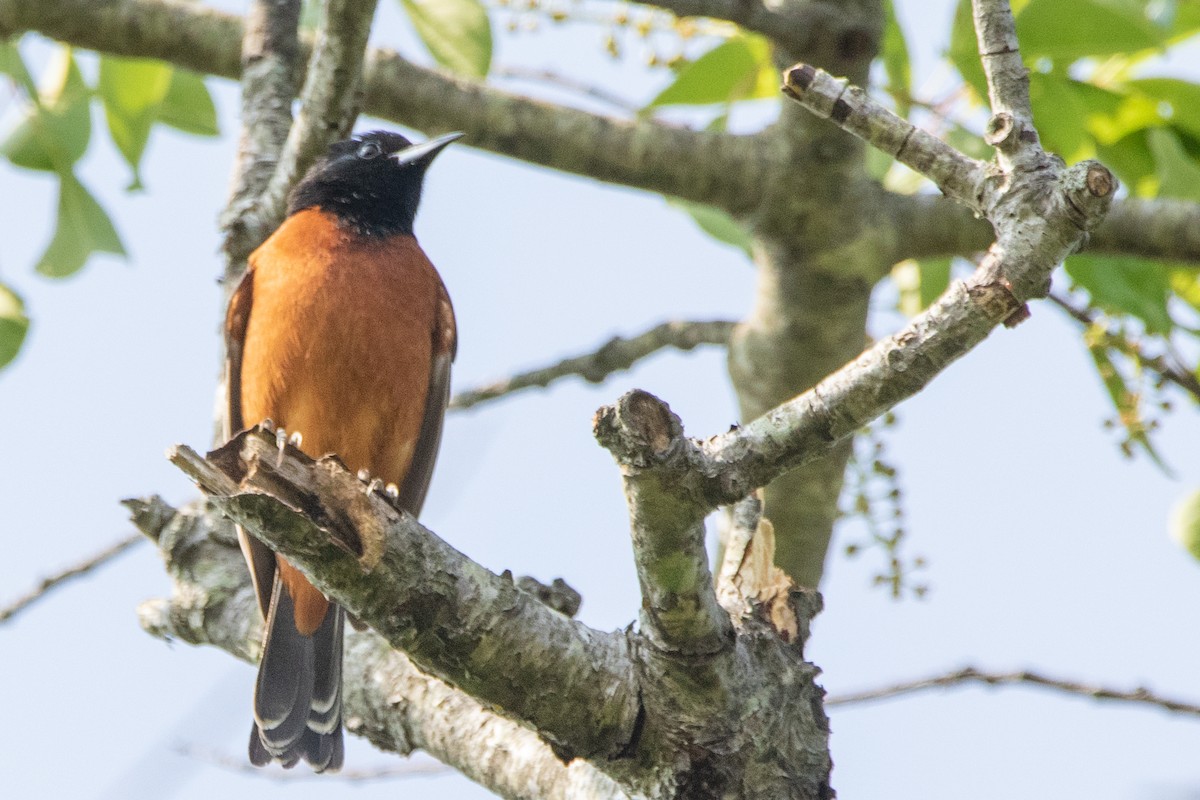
[3,1,1200,798]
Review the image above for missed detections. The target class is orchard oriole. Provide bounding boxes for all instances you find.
[224,130,461,771]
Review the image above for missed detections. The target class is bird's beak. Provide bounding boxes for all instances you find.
[390,132,464,167]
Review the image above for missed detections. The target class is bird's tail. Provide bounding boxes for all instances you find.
[248,572,344,772]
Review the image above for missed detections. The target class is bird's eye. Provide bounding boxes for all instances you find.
[357,140,382,159]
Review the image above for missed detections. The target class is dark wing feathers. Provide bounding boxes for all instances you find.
[397,280,457,516]
[225,268,276,621]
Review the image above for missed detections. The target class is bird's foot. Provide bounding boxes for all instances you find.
[356,469,383,497]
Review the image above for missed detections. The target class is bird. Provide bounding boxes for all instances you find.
[223,129,461,772]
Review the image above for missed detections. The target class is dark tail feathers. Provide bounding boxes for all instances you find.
[249,572,344,772]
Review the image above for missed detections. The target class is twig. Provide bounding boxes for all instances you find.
[495,66,640,114]
[826,666,1200,718]
[782,64,987,213]
[0,533,143,624]
[175,743,451,781]
[1047,290,1200,403]
[449,319,734,410]
[972,0,1032,126]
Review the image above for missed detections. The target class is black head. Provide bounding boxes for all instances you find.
[286,130,462,237]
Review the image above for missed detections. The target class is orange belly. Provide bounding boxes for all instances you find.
[239,208,441,631]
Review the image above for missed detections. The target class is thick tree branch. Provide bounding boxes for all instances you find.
[168,428,832,797]
[0,531,144,625]
[450,320,735,411]
[884,191,1200,264]
[0,0,771,213]
[594,392,733,656]
[826,666,1200,718]
[168,427,640,762]
[132,496,630,800]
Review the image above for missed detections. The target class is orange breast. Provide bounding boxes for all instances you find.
[240,209,440,486]
[239,210,443,634]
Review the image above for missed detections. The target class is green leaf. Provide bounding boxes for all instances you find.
[1065,254,1174,334]
[1077,81,1162,145]
[300,0,323,30]
[0,38,38,96]
[665,198,753,258]
[947,0,988,100]
[1147,127,1200,202]
[98,56,174,189]
[1016,0,1165,62]
[0,47,91,173]
[1170,489,1200,563]
[0,282,30,370]
[156,68,219,137]
[36,173,127,279]
[645,36,774,109]
[892,258,952,317]
[880,0,912,117]
[1170,267,1200,315]
[1095,130,1157,194]
[1028,72,1089,160]
[1131,78,1200,139]
[1086,343,1171,472]
[400,0,492,78]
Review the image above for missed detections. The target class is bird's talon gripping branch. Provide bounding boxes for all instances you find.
[288,431,303,448]
[384,483,400,500]
[365,478,383,497]
[357,468,371,483]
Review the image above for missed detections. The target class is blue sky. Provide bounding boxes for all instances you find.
[2,2,1199,797]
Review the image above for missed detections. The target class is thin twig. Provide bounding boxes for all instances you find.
[175,743,451,781]
[495,66,640,114]
[0,533,143,624]
[449,319,735,410]
[826,666,1200,718]
[1047,290,1200,403]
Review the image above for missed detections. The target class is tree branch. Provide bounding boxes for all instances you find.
[971,0,1032,132]
[640,0,874,58]
[174,744,451,782]
[132,496,631,800]
[1047,290,1200,404]
[826,666,1200,718]
[168,426,832,797]
[0,0,772,213]
[883,191,1200,264]
[219,0,301,273]
[167,428,640,761]
[449,320,735,411]
[782,65,987,213]
[257,0,379,240]
[593,391,733,656]
[0,531,144,625]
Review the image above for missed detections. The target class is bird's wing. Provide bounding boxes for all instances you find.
[397,277,457,516]
[225,267,276,620]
